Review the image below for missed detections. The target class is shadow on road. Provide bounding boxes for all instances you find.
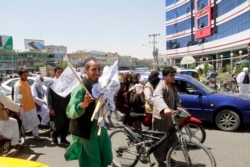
[202,121,250,133]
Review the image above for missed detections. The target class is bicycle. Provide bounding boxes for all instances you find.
[107,109,125,128]
[109,110,216,167]
[109,108,206,144]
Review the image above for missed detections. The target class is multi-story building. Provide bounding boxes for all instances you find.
[165,0,250,71]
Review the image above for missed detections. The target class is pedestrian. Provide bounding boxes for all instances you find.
[13,68,43,141]
[115,72,134,125]
[152,66,184,167]
[64,57,112,167]
[236,67,249,96]
[47,67,70,145]
[142,71,160,130]
[0,87,22,149]
[31,75,50,129]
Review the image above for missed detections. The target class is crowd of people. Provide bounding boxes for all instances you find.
[0,60,211,167]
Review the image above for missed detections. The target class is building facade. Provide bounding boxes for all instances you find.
[165,0,250,70]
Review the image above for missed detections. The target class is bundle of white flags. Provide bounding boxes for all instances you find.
[92,60,120,135]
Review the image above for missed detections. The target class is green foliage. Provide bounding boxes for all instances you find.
[189,63,196,69]
[34,63,45,71]
[203,61,209,76]
[239,61,249,72]
[217,67,223,73]
[58,61,68,69]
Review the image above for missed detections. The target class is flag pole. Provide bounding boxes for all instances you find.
[68,63,90,95]
[68,63,98,121]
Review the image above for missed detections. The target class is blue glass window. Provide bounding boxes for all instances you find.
[166,35,192,49]
[166,2,191,20]
[166,18,191,35]
[166,0,180,6]
[197,0,208,11]
[197,15,209,29]
[217,0,246,17]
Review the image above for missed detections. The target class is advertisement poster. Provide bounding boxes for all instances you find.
[24,39,45,50]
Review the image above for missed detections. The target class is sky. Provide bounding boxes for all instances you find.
[1,0,166,59]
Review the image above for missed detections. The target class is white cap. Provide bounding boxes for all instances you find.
[243,67,249,72]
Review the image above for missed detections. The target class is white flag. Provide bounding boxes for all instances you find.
[50,64,80,97]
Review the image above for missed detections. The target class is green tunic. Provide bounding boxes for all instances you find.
[64,84,112,167]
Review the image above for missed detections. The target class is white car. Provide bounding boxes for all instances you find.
[1,77,53,95]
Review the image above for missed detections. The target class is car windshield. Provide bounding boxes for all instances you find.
[189,76,215,94]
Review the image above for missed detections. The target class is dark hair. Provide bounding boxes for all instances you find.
[148,71,159,82]
[54,66,63,73]
[18,68,28,76]
[162,66,176,76]
[83,57,98,70]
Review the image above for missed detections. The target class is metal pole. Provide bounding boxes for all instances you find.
[220,55,223,68]
[239,50,242,62]
[12,54,14,73]
[230,52,233,74]
[149,33,160,71]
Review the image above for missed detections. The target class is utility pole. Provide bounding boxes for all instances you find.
[149,33,160,71]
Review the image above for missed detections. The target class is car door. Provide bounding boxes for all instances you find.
[175,79,210,120]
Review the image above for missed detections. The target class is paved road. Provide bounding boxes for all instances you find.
[3,123,250,167]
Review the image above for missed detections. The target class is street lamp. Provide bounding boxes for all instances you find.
[220,54,223,68]
[230,52,234,74]
[239,50,242,62]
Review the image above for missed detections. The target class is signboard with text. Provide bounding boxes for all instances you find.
[24,39,45,50]
[194,0,212,39]
[0,35,13,50]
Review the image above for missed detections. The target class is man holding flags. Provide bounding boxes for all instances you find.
[64,57,119,167]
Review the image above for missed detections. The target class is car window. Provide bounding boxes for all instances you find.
[176,77,215,94]
[6,79,18,88]
[175,80,196,94]
[27,79,34,85]
[44,79,53,87]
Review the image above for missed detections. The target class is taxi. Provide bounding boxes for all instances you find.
[0,156,49,167]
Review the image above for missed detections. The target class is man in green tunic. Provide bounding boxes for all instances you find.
[64,57,112,167]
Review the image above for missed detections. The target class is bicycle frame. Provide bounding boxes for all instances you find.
[121,111,192,165]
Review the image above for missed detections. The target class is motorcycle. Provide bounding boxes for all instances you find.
[130,110,206,144]
[0,109,25,155]
[178,110,206,144]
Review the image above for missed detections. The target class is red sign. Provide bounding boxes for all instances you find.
[194,0,212,39]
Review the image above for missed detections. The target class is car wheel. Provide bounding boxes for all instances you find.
[215,109,240,131]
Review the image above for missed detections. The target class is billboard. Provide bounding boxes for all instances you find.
[24,39,45,50]
[0,35,13,50]
[194,0,212,39]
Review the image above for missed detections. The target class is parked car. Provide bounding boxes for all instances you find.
[175,74,250,132]
[1,77,53,95]
[0,156,49,167]
[177,69,199,80]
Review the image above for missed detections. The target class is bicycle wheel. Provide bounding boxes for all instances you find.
[181,123,206,143]
[108,109,124,128]
[166,140,216,167]
[110,129,139,167]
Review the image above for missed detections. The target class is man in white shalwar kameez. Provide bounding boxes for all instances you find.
[13,68,43,141]
[0,88,21,148]
[237,67,250,97]
[31,75,50,128]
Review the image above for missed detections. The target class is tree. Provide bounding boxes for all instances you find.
[58,61,68,69]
